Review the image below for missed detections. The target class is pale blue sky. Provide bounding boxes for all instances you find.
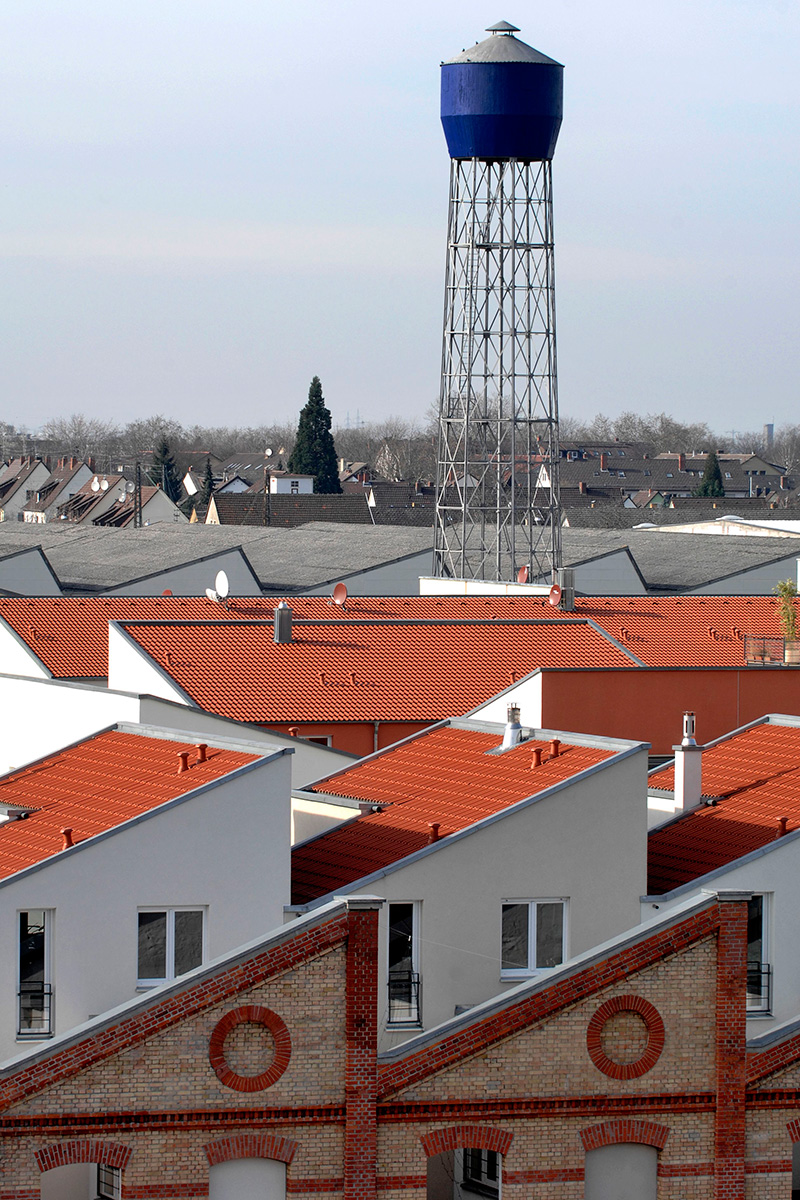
[2,0,799,432]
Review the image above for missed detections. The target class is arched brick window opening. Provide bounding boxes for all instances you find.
[36,1141,131,1200]
[209,1159,286,1200]
[580,1121,667,1200]
[579,1121,669,1152]
[422,1127,513,1200]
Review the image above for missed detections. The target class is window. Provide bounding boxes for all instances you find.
[747,894,771,1013]
[463,1149,500,1197]
[725,472,732,479]
[97,1165,121,1200]
[290,479,300,494]
[388,902,421,1025]
[501,900,565,976]
[18,909,53,1037]
[306,735,332,746]
[138,908,204,986]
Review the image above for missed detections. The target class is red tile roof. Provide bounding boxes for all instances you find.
[572,596,786,668]
[291,725,616,903]
[0,594,789,680]
[118,617,635,723]
[648,720,800,893]
[0,729,259,881]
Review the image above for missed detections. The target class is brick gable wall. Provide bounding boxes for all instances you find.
[3,897,800,1199]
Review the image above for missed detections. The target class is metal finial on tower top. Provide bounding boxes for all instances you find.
[486,20,520,33]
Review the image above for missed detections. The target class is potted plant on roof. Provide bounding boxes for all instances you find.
[775,579,800,664]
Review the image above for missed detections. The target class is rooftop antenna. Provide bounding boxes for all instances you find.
[332,582,348,607]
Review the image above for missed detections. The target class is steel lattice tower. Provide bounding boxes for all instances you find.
[434,22,564,583]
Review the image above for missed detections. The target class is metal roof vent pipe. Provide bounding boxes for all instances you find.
[501,704,522,750]
[557,567,575,611]
[274,601,293,644]
[673,711,702,811]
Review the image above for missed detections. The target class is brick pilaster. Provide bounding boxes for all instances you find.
[344,897,383,1200]
[714,894,749,1199]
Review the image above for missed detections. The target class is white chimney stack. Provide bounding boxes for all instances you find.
[673,711,703,811]
[501,704,522,750]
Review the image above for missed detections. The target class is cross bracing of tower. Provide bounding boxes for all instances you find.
[434,157,561,582]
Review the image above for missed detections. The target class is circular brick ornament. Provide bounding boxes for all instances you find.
[209,1006,291,1092]
[586,995,665,1080]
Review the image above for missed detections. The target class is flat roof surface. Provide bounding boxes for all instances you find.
[648,719,800,892]
[292,724,616,903]
[0,728,260,881]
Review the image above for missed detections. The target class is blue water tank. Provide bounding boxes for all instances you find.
[441,22,563,161]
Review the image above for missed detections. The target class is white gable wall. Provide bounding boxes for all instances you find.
[0,745,291,1065]
[0,548,61,596]
[101,548,261,596]
[107,623,193,704]
[0,618,50,681]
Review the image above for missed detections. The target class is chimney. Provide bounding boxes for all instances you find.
[194,742,208,763]
[600,453,607,470]
[428,822,441,843]
[579,480,587,494]
[177,751,190,774]
[60,827,74,849]
[678,452,686,471]
[274,601,293,644]
[501,704,522,750]
[672,712,703,811]
[549,738,561,759]
[781,475,787,489]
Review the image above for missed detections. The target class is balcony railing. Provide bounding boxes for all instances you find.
[745,637,795,665]
[747,962,772,1013]
[17,982,54,1037]
[388,970,421,1026]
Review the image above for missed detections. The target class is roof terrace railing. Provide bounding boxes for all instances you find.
[744,636,790,665]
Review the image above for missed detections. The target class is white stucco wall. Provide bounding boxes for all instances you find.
[107,623,193,702]
[0,618,51,680]
[0,746,291,1064]
[304,747,648,1048]
[0,548,62,596]
[102,548,261,596]
[688,555,800,596]
[464,673,543,728]
[640,834,800,1034]
[0,675,357,790]
[141,489,188,525]
[0,464,51,522]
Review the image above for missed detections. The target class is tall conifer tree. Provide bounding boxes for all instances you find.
[152,436,182,503]
[695,449,725,497]
[288,377,342,494]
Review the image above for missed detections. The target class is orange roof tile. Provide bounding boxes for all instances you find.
[118,617,635,723]
[291,725,617,904]
[0,594,790,680]
[648,720,800,893]
[0,729,259,881]
[572,596,785,668]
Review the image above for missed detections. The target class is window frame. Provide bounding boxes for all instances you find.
[96,1164,122,1200]
[500,898,567,980]
[386,900,421,1027]
[17,907,54,1039]
[137,906,206,988]
[746,893,771,1015]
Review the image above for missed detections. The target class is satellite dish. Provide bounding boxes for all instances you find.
[205,587,219,603]
[117,491,126,503]
[332,582,348,607]
[265,447,273,458]
[100,478,109,491]
[126,481,135,494]
[91,476,100,492]
[548,583,562,607]
[215,570,230,599]
[516,565,529,584]
[162,588,173,596]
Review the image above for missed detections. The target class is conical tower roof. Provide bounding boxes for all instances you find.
[445,22,562,67]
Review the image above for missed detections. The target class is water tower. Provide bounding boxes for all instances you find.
[433,21,564,582]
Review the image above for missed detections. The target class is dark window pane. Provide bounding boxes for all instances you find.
[388,904,414,974]
[502,904,528,970]
[536,902,564,968]
[174,910,203,976]
[138,912,167,979]
[747,895,763,963]
[19,910,46,983]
